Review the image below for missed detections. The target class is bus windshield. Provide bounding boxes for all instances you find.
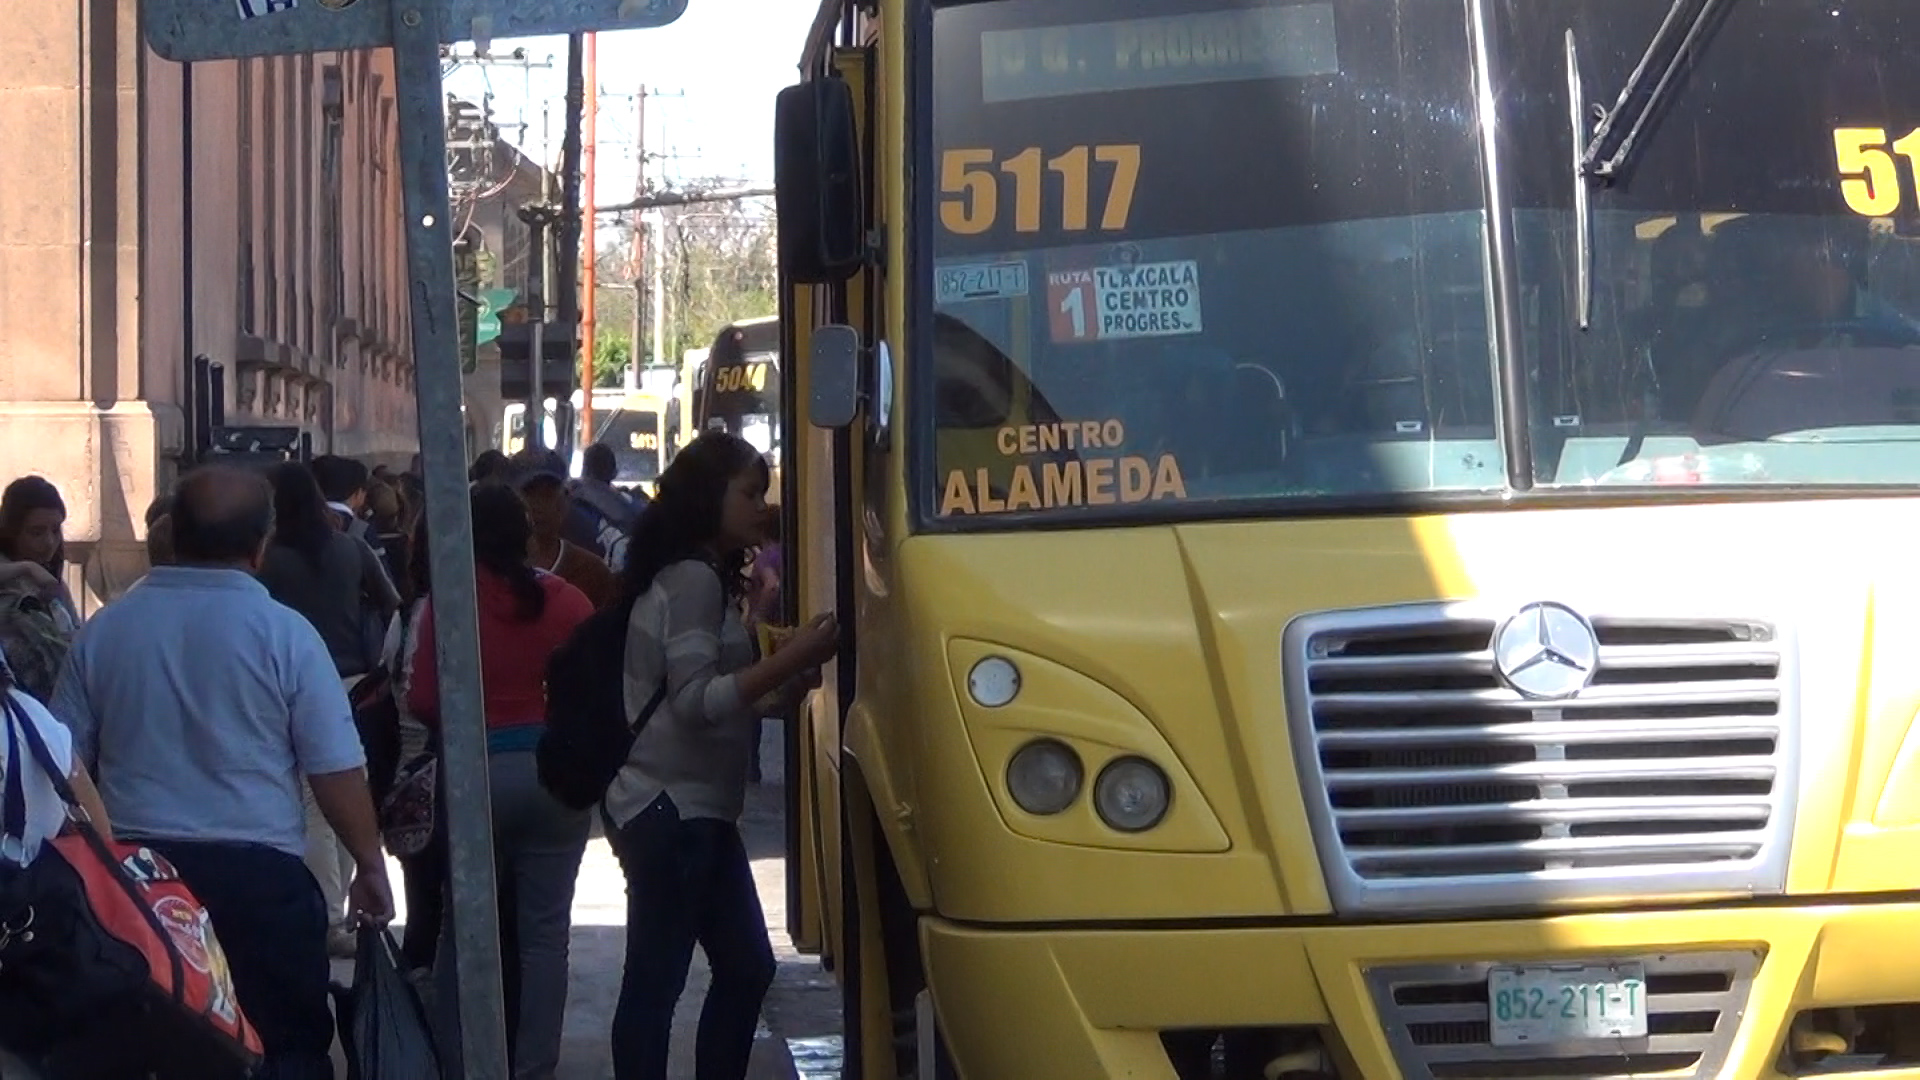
[923,0,1920,524]
[594,404,665,484]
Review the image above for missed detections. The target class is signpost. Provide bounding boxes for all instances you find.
[141,2,690,1076]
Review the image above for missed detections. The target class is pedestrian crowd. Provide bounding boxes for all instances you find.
[0,429,831,1080]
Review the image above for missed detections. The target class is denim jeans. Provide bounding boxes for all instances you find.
[149,839,335,1080]
[435,749,589,1080]
[607,793,775,1080]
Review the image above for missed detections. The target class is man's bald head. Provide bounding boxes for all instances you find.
[171,466,274,567]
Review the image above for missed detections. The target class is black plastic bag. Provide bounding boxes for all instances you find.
[332,927,441,1080]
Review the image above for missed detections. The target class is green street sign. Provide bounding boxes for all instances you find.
[476,288,516,346]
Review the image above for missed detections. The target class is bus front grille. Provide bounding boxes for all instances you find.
[1282,602,1800,915]
[1364,952,1758,1080]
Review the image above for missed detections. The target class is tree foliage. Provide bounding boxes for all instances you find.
[589,182,778,374]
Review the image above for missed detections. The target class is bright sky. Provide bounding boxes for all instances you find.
[442,0,816,243]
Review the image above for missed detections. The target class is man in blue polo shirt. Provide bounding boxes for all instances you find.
[48,465,392,1080]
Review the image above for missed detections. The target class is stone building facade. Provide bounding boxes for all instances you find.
[0,0,418,607]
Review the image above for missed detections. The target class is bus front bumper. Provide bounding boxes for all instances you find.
[920,902,1920,1080]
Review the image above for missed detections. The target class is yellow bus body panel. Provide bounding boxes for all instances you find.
[875,498,1920,1077]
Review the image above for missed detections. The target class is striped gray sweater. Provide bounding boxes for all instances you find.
[604,559,760,827]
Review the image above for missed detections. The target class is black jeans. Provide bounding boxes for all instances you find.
[607,794,775,1080]
[398,819,447,971]
[149,839,334,1080]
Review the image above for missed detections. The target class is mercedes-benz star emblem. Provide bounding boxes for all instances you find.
[1492,601,1599,700]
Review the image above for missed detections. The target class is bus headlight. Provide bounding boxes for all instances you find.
[1094,757,1171,833]
[1006,740,1082,816]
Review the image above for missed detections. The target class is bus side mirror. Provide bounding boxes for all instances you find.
[809,325,861,429]
[775,78,864,285]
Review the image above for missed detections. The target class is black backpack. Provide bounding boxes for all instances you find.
[536,561,722,811]
[536,595,664,811]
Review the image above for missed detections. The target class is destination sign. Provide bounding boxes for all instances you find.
[979,3,1338,104]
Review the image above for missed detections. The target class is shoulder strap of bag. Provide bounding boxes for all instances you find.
[2,692,79,849]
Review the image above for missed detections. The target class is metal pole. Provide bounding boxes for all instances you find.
[556,33,586,461]
[628,84,645,390]
[387,4,508,1078]
[581,32,598,443]
[524,210,548,451]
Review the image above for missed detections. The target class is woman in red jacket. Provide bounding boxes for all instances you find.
[408,483,593,1080]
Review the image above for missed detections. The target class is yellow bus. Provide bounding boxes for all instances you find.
[774,0,1920,1077]
[695,314,782,491]
[587,386,675,497]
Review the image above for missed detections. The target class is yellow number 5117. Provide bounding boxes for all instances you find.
[1834,126,1920,216]
[940,144,1141,236]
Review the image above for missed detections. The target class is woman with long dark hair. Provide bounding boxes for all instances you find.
[408,483,594,1079]
[0,477,79,702]
[0,477,67,580]
[258,460,402,957]
[602,432,838,1080]
[0,476,77,627]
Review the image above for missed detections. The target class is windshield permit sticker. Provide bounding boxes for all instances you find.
[1048,260,1204,344]
[937,260,1030,305]
[939,418,1188,515]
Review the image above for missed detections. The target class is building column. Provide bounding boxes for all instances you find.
[0,0,183,609]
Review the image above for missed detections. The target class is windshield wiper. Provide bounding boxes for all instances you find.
[1566,30,1594,329]
[1579,0,1731,180]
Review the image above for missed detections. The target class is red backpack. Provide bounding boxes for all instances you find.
[0,690,264,1077]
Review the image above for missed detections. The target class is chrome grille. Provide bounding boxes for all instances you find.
[1366,952,1758,1080]
[1283,603,1800,915]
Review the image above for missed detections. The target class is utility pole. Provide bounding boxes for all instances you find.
[650,209,667,376]
[555,33,586,460]
[627,82,646,390]
[580,32,599,445]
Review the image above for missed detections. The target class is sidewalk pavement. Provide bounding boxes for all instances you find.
[0,729,843,1080]
[357,722,844,1080]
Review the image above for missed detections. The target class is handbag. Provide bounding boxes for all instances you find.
[376,609,437,858]
[0,693,264,1078]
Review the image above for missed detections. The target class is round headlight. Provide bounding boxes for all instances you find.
[1093,757,1170,832]
[1006,739,1082,816]
[967,656,1021,708]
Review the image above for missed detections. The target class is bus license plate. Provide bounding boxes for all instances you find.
[1487,963,1648,1046]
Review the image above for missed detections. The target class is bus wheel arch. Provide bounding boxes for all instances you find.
[842,758,956,1080]
[841,704,933,908]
